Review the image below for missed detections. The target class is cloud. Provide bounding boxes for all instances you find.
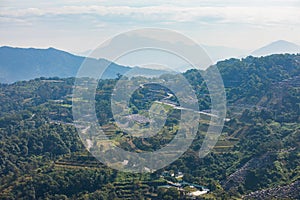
[0,5,299,27]
[0,16,32,26]
[47,0,300,7]
[1,1,299,51]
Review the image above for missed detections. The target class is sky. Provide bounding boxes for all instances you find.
[1,0,300,53]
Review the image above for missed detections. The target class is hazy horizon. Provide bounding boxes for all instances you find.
[1,0,300,53]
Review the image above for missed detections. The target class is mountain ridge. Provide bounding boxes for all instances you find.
[0,46,170,83]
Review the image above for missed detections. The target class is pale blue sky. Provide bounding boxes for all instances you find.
[1,0,299,52]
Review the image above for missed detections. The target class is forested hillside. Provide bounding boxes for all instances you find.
[0,54,299,199]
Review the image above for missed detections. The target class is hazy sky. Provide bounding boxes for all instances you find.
[1,0,300,52]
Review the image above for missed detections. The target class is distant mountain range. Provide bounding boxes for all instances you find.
[76,36,300,67]
[251,40,300,56]
[1,40,299,83]
[0,46,172,83]
[75,34,249,69]
[77,45,248,68]
[205,40,299,62]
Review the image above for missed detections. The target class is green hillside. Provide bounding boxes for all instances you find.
[0,54,299,199]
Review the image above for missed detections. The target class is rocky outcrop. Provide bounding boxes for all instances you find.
[243,180,300,200]
[222,152,275,190]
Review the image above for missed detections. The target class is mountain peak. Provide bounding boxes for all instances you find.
[252,40,300,56]
[46,47,57,51]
